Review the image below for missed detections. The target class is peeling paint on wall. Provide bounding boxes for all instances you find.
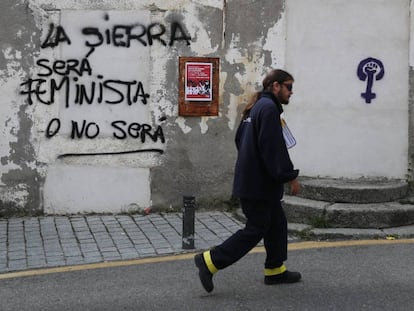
[0,0,44,214]
[263,11,287,68]
[2,0,412,215]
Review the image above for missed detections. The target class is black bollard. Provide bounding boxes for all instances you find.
[182,195,195,249]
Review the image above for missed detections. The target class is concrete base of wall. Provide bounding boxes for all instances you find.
[43,165,151,215]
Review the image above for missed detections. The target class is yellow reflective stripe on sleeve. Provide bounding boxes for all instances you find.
[264,264,287,276]
[203,251,218,274]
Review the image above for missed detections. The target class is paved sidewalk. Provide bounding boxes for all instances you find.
[0,211,247,274]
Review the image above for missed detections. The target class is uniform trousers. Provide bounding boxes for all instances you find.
[209,197,288,270]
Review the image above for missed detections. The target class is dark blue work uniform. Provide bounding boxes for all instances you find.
[210,91,299,270]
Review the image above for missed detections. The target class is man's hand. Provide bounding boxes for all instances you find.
[289,179,300,196]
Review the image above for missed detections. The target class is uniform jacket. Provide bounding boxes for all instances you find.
[232,91,299,201]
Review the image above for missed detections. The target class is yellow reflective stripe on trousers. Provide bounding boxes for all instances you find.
[264,264,287,276]
[203,251,218,274]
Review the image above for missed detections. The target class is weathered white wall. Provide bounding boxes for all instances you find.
[1,0,413,216]
[36,10,155,213]
[2,0,232,214]
[409,0,414,186]
[44,165,150,214]
[285,0,409,179]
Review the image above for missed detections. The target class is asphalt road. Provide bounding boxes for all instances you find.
[0,240,413,311]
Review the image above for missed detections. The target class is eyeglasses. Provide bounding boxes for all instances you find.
[283,83,293,92]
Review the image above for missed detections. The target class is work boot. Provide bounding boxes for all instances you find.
[264,270,302,285]
[194,253,214,293]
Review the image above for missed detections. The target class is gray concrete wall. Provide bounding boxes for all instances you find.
[1,0,413,216]
[0,0,288,215]
[408,68,414,193]
[151,0,286,210]
[0,0,44,215]
[409,0,414,193]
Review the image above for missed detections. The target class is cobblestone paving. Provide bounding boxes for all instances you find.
[0,212,245,273]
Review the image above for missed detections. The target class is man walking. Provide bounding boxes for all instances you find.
[195,69,301,293]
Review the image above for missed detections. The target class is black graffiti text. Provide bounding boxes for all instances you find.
[41,20,191,57]
[37,58,92,77]
[71,120,100,139]
[41,23,72,48]
[45,118,61,138]
[83,21,191,56]
[20,75,149,107]
[111,120,165,142]
[45,118,165,142]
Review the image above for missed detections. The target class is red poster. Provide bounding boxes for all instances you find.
[185,62,213,101]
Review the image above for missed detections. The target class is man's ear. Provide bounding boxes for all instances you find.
[272,81,281,94]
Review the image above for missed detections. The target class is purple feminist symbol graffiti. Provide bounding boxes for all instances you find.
[357,57,384,104]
